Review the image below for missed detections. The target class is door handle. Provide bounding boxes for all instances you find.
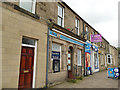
[24,70,29,73]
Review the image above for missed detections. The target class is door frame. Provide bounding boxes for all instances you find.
[21,40,37,88]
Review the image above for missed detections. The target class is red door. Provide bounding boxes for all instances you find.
[19,46,34,88]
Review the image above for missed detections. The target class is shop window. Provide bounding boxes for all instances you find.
[53,60,60,73]
[19,0,36,14]
[58,5,64,27]
[77,49,81,66]
[75,18,79,35]
[22,37,35,45]
[107,54,112,64]
[52,43,61,73]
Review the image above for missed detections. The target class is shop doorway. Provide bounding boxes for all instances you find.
[67,46,74,79]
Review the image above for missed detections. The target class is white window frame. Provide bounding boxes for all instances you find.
[77,49,82,66]
[75,18,79,35]
[107,54,112,64]
[58,5,64,27]
[19,0,36,14]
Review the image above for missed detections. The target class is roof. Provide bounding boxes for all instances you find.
[110,45,118,50]
[60,1,110,44]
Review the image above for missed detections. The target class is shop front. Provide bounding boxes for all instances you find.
[85,41,99,75]
[48,28,85,85]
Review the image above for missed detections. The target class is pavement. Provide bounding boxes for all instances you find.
[52,70,118,88]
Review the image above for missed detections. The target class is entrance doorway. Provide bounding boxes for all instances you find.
[19,46,34,88]
[67,46,74,79]
[19,37,37,88]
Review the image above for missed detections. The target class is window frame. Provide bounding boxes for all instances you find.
[77,49,82,66]
[107,54,112,64]
[19,0,36,14]
[57,5,64,27]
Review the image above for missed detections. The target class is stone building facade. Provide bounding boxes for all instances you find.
[2,2,48,88]
[1,0,118,89]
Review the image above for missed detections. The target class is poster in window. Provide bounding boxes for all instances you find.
[52,51,60,60]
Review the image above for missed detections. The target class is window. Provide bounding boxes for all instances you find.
[19,0,36,14]
[75,18,79,35]
[107,54,112,64]
[86,27,89,40]
[58,5,64,27]
[52,43,61,73]
[22,37,35,45]
[77,49,81,66]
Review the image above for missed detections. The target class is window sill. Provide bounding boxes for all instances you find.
[14,5,39,19]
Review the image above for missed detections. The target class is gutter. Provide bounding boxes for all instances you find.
[46,22,51,88]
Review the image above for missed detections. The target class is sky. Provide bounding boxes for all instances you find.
[65,0,119,47]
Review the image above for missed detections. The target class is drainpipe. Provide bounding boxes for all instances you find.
[46,21,51,88]
[83,21,86,76]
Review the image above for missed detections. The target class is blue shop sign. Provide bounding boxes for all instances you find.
[85,42,91,53]
[52,51,60,60]
[85,42,99,53]
[49,30,84,47]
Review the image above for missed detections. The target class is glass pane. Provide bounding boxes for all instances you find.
[54,61,59,71]
[52,43,61,51]
[68,60,71,64]
[68,66,71,70]
[58,17,62,26]
[86,27,88,32]
[75,19,77,27]
[76,27,78,34]
[22,37,35,45]
[58,5,63,17]
[108,58,111,63]
[20,0,33,12]
[68,54,71,58]
[77,50,81,65]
